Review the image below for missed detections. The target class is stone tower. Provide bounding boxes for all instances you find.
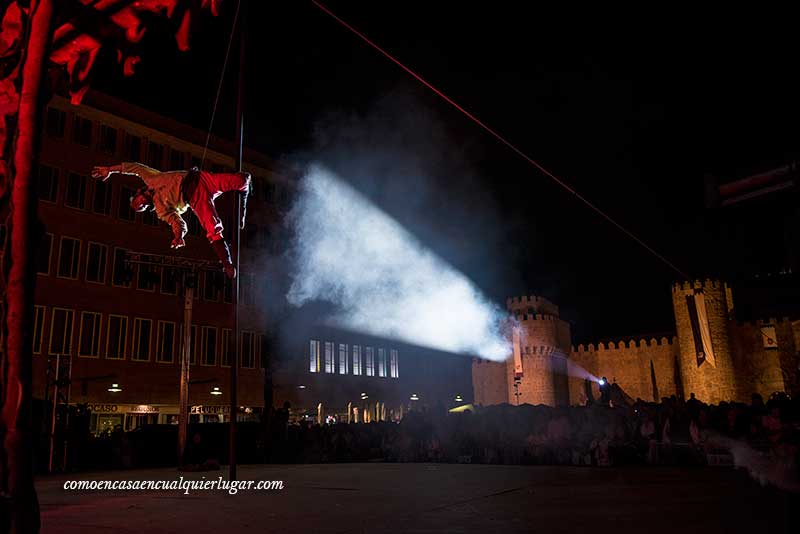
[671,279,737,403]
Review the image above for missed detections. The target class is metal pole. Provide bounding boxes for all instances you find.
[230,0,247,481]
[48,355,60,473]
[178,279,193,467]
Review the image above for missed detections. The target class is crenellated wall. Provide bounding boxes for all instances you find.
[570,337,679,403]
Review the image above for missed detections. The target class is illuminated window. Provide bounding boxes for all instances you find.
[220,328,232,367]
[378,348,387,377]
[309,339,320,372]
[390,349,399,378]
[201,326,217,366]
[365,347,374,377]
[57,237,81,279]
[323,341,335,373]
[352,345,361,375]
[85,242,107,284]
[49,308,74,355]
[131,318,152,361]
[105,315,127,360]
[157,321,176,363]
[339,343,349,374]
[32,306,45,354]
[78,311,101,358]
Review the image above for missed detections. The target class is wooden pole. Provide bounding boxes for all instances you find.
[229,0,246,482]
[178,279,193,466]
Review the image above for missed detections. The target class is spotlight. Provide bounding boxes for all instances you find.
[454,394,463,402]
[410,393,419,401]
[360,392,368,400]
[598,378,606,386]
[298,385,307,389]
[210,386,222,396]
[107,383,122,393]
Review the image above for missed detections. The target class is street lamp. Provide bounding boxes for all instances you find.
[107,383,122,393]
[454,394,463,402]
[409,393,419,401]
[210,386,222,396]
[360,392,368,400]
[298,384,307,389]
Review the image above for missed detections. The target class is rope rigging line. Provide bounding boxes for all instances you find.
[311,0,690,280]
[201,0,242,170]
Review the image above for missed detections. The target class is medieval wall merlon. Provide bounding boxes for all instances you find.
[572,336,677,354]
[507,295,559,317]
[672,278,727,293]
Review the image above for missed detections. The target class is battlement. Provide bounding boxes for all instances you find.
[507,295,559,317]
[672,278,726,293]
[520,345,558,355]
[512,313,559,323]
[734,317,792,328]
[572,336,677,353]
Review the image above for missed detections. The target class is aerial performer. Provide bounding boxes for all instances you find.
[92,162,251,278]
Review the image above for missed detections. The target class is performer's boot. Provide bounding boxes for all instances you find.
[211,239,236,279]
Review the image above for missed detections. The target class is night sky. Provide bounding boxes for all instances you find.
[92,2,799,342]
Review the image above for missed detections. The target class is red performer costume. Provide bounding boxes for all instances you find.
[92,162,251,278]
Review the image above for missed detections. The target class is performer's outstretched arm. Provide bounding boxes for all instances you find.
[91,162,161,181]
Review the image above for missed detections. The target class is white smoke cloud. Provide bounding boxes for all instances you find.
[286,165,512,361]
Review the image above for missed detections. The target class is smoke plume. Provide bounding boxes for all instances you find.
[286,165,511,361]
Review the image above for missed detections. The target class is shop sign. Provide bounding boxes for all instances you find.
[88,404,118,413]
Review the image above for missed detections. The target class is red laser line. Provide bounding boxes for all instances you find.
[311,0,689,280]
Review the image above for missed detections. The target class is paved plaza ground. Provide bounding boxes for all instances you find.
[37,463,797,533]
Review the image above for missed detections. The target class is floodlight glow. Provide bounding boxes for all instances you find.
[598,378,606,386]
[287,166,512,361]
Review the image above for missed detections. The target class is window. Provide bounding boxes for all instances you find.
[38,164,59,203]
[33,306,46,354]
[137,264,158,291]
[352,345,361,375]
[201,326,217,366]
[64,172,87,209]
[71,116,92,147]
[49,308,74,355]
[378,348,387,377]
[156,321,176,363]
[146,141,164,168]
[98,125,117,155]
[390,349,399,378]
[57,237,80,279]
[131,318,152,361]
[37,233,53,275]
[78,311,101,358]
[240,331,255,369]
[85,242,107,284]
[187,215,202,237]
[169,148,185,170]
[365,347,374,377]
[125,134,141,160]
[221,328,232,367]
[111,247,132,287]
[339,343,349,374]
[118,186,136,221]
[161,267,178,295]
[105,315,128,360]
[92,179,112,215]
[324,341,334,373]
[258,333,269,369]
[309,339,320,373]
[203,271,221,301]
[45,107,65,137]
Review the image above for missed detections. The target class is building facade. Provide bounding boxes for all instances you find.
[473,280,800,406]
[1,91,292,434]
